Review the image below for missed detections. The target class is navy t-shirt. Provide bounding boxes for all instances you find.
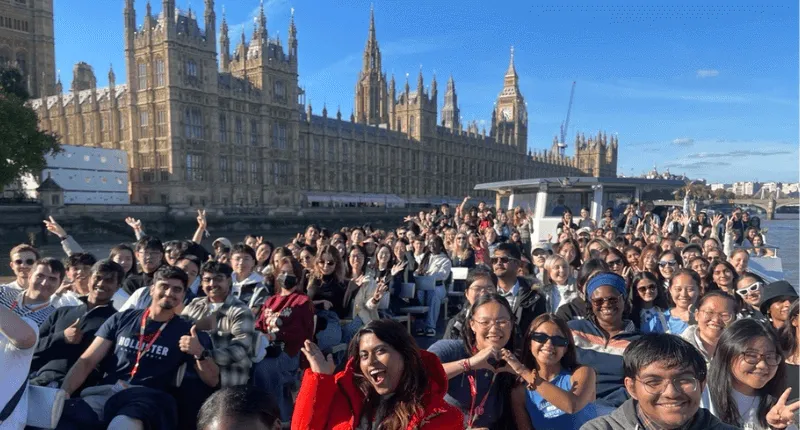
[96,309,209,391]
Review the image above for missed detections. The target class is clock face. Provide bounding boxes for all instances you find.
[501,107,513,121]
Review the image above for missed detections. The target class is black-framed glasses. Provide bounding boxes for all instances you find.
[491,256,518,265]
[736,282,763,297]
[741,350,781,366]
[635,376,700,395]
[607,259,624,267]
[697,308,733,323]
[637,284,657,294]
[659,260,678,268]
[531,332,569,347]
[591,296,621,308]
[14,258,35,266]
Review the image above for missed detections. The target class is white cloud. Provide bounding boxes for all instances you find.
[672,138,694,146]
[696,69,720,78]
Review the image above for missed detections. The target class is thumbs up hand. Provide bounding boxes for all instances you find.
[63,318,83,345]
[179,325,205,356]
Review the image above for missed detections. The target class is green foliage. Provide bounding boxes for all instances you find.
[0,67,62,189]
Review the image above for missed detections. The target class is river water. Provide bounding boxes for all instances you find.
[2,215,798,285]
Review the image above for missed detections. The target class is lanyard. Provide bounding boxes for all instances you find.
[128,308,170,382]
[8,294,50,314]
[466,370,496,428]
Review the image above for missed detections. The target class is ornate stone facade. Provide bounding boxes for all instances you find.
[28,1,617,208]
[0,0,56,98]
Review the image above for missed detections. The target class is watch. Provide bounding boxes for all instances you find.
[194,349,211,361]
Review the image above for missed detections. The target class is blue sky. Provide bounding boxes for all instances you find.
[53,0,799,184]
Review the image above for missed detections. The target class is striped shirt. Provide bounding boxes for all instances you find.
[0,286,56,327]
[568,318,640,408]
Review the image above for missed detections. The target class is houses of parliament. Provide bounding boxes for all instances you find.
[17,0,618,208]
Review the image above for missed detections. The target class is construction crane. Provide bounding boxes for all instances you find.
[558,81,576,156]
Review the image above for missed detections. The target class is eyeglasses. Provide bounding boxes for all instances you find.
[14,258,35,266]
[637,284,657,294]
[697,308,733,323]
[591,296,621,308]
[318,260,335,267]
[736,282,763,297]
[607,259,624,267]
[468,284,496,294]
[741,350,781,366]
[636,376,700,395]
[530,332,569,347]
[471,318,511,329]
[659,260,678,268]
[491,256,518,265]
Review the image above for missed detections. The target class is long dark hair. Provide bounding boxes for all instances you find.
[306,245,346,301]
[706,259,739,294]
[629,271,669,329]
[348,320,428,430]
[558,238,582,269]
[521,313,579,373]
[462,292,517,356]
[708,318,785,428]
[780,300,799,359]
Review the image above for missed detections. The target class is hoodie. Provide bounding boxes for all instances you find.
[580,398,739,430]
[291,350,463,430]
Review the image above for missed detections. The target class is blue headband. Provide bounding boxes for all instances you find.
[587,273,627,299]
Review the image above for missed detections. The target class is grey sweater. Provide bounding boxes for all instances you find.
[580,398,740,430]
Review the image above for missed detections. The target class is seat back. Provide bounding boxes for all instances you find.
[414,275,436,291]
[451,267,469,281]
[397,282,416,299]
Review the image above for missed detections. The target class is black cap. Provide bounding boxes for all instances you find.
[759,280,799,315]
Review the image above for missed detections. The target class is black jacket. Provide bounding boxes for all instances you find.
[29,297,117,388]
[443,308,468,340]
[122,270,157,295]
[512,277,546,344]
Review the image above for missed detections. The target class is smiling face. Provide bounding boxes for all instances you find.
[669,274,699,311]
[735,276,763,307]
[10,250,37,284]
[626,249,641,267]
[299,249,314,269]
[550,260,570,285]
[349,248,365,272]
[731,336,779,395]
[28,263,62,302]
[376,247,391,267]
[111,249,135,274]
[695,296,736,345]
[231,251,255,277]
[470,301,512,350]
[88,271,120,305]
[150,278,186,310]
[255,243,272,264]
[305,226,319,245]
[358,333,405,396]
[658,255,678,280]
[175,259,199,289]
[769,297,794,325]
[201,271,231,303]
[590,285,624,327]
[465,277,496,305]
[730,252,749,275]
[529,321,567,367]
[690,259,709,279]
[636,278,659,304]
[626,362,703,429]
[712,264,734,291]
[643,250,659,272]
[558,243,577,264]
[67,263,92,290]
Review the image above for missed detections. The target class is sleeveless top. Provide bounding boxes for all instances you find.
[524,369,598,430]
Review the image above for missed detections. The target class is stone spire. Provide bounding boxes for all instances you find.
[108,64,115,87]
[288,7,297,60]
[220,6,230,71]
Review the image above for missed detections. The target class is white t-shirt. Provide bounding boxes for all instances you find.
[49,290,82,308]
[707,389,798,430]
[0,317,38,429]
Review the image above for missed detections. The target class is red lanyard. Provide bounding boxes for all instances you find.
[8,297,50,314]
[129,308,170,382]
[466,370,496,428]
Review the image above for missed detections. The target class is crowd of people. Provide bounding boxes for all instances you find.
[0,198,797,430]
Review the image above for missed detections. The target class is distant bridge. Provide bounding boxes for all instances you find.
[658,199,799,212]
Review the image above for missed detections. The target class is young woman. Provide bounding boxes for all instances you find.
[629,271,670,333]
[577,206,597,230]
[657,250,683,288]
[538,255,578,314]
[443,265,497,340]
[342,244,382,342]
[707,318,799,430]
[568,272,640,409]
[293,320,463,429]
[758,281,799,332]
[109,243,137,280]
[735,272,766,321]
[638,244,662,277]
[555,259,610,322]
[663,269,700,335]
[450,232,476,269]
[604,248,629,280]
[505,314,598,430]
[780,301,799,403]
[751,234,775,257]
[414,236,452,337]
[429,293,518,428]
[709,260,738,295]
[255,240,274,276]
[623,245,641,269]
[557,238,582,274]
[729,248,750,276]
[556,209,579,235]
[687,256,712,294]
[306,245,348,351]
[681,291,738,365]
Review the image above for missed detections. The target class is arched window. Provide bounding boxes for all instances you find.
[137,62,147,90]
[0,47,11,66]
[155,58,165,86]
[186,60,197,77]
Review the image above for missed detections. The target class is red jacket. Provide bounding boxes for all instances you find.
[255,292,314,357]
[291,350,463,430]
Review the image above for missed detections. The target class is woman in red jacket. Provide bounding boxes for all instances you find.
[292,319,463,430]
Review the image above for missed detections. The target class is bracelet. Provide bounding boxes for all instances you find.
[462,359,471,373]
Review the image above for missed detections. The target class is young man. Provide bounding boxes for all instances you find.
[491,242,545,340]
[229,244,267,312]
[121,236,164,295]
[197,386,281,430]
[581,333,737,430]
[0,258,65,326]
[29,260,123,389]
[59,266,219,429]
[0,293,39,428]
[182,261,255,387]
[51,252,98,308]
[4,244,40,290]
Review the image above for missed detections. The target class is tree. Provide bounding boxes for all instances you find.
[0,67,62,189]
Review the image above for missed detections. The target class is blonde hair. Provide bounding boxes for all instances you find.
[543,254,570,285]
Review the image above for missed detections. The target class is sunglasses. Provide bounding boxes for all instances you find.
[637,284,657,294]
[531,332,569,347]
[318,260,335,266]
[659,260,678,268]
[591,296,620,308]
[491,256,517,265]
[14,258,35,266]
[736,281,763,297]
[607,259,624,267]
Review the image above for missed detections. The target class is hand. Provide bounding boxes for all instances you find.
[43,216,67,238]
[56,278,74,296]
[354,275,368,287]
[725,216,734,231]
[766,388,800,429]
[372,280,389,302]
[125,216,143,232]
[390,261,408,276]
[63,319,83,345]
[196,209,207,230]
[179,326,205,357]
[500,348,531,378]
[546,234,553,241]
[320,300,333,311]
[301,340,335,375]
[469,346,502,372]
[622,266,632,279]
[256,236,264,246]
[711,214,723,226]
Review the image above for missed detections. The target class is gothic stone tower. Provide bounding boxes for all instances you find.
[354,7,390,126]
[574,131,619,177]
[490,47,527,154]
[440,75,460,130]
[392,70,437,141]
[0,0,56,97]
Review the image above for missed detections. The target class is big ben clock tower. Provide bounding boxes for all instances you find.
[491,46,528,153]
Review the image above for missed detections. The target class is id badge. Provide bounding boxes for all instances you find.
[111,379,130,393]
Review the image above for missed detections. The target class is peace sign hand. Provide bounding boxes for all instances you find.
[766,387,800,429]
[43,216,67,238]
[196,209,207,230]
[301,340,335,375]
[725,216,734,231]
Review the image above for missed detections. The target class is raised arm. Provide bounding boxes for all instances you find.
[124,217,146,240]
[191,209,207,244]
[44,216,85,256]
[61,337,113,396]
